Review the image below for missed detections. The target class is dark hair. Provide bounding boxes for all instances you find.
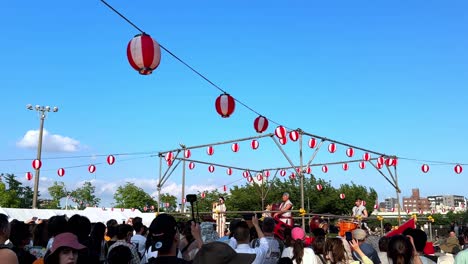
[33,221,49,248]
[108,245,133,264]
[133,222,144,233]
[312,236,325,254]
[67,215,91,242]
[324,238,347,264]
[403,228,427,252]
[233,221,250,242]
[48,215,67,238]
[9,220,31,246]
[133,217,142,226]
[277,257,294,264]
[312,227,326,237]
[89,222,106,258]
[228,219,241,238]
[182,220,194,242]
[262,217,275,233]
[0,213,9,236]
[293,238,305,264]
[106,219,118,227]
[387,235,413,264]
[219,196,225,202]
[116,224,133,240]
[384,222,392,233]
[378,236,390,252]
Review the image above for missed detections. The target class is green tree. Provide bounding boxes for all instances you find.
[113,182,156,211]
[70,181,100,210]
[159,193,178,212]
[47,181,68,209]
[0,173,34,208]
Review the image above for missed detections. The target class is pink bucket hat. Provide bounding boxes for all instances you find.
[291,227,306,240]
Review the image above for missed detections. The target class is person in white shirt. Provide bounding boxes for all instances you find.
[233,215,268,264]
[274,193,294,225]
[212,196,227,238]
[281,227,317,264]
[130,222,147,264]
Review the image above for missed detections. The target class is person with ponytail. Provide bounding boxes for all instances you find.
[323,237,374,264]
[281,227,317,264]
[387,235,422,264]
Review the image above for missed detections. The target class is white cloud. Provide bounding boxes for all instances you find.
[17,129,81,152]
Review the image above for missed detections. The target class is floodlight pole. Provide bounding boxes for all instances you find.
[27,104,58,209]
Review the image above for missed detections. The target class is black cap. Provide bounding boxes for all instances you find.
[149,214,177,253]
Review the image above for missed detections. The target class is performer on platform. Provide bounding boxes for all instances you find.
[352,198,370,232]
[274,193,293,225]
[212,196,226,237]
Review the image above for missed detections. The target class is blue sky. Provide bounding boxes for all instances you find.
[1,0,467,207]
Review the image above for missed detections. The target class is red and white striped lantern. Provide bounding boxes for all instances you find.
[166,160,173,166]
[25,172,33,181]
[308,138,317,148]
[454,164,463,174]
[143,206,148,212]
[57,168,65,177]
[188,162,195,170]
[247,176,253,183]
[107,155,115,165]
[406,209,410,214]
[215,93,236,118]
[32,159,42,170]
[430,209,435,214]
[322,165,328,173]
[385,157,395,167]
[226,168,232,175]
[208,165,215,173]
[339,193,346,200]
[275,126,287,139]
[316,184,323,191]
[328,143,336,153]
[289,131,299,141]
[182,198,186,204]
[251,140,259,150]
[359,162,366,169]
[296,168,301,173]
[127,33,161,75]
[374,204,378,210]
[305,166,311,174]
[442,208,446,212]
[363,153,371,161]
[231,143,239,152]
[346,148,354,157]
[201,192,206,199]
[223,185,227,192]
[263,170,270,177]
[150,205,155,210]
[243,171,250,178]
[419,209,423,214]
[207,146,214,156]
[120,208,125,212]
[184,149,191,159]
[342,163,349,171]
[362,201,367,206]
[290,173,296,180]
[390,208,395,212]
[165,152,173,161]
[421,164,429,173]
[377,156,385,165]
[253,115,269,133]
[376,163,383,170]
[279,137,287,145]
[393,158,398,167]
[88,165,96,173]
[257,173,263,181]
[280,170,286,177]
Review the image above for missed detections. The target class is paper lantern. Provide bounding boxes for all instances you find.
[208,165,215,173]
[127,33,161,75]
[107,155,115,165]
[377,156,385,165]
[201,192,206,199]
[88,165,96,173]
[25,172,33,181]
[346,148,354,157]
[359,162,366,169]
[231,143,239,152]
[308,138,317,148]
[256,173,263,181]
[131,208,135,212]
[57,168,65,177]
[207,146,214,156]
[406,209,410,214]
[247,176,253,183]
[165,152,173,161]
[316,184,323,191]
[32,159,42,170]
[143,206,148,212]
[280,170,286,177]
[376,163,383,170]
[342,163,349,171]
[289,130,299,141]
[263,170,270,177]
[215,93,236,118]
[362,200,367,206]
[454,164,463,174]
[328,143,336,153]
[251,140,259,150]
[290,173,296,180]
[223,185,227,192]
[339,193,346,199]
[322,165,328,173]
[385,158,396,167]
[226,167,232,175]
[188,162,195,170]
[305,166,311,174]
[184,149,191,158]
[150,205,155,210]
[242,171,250,178]
[363,153,371,161]
[421,164,429,173]
[253,115,269,133]
[419,210,423,214]
[166,160,173,166]
[279,137,287,145]
[373,204,378,210]
[275,126,286,139]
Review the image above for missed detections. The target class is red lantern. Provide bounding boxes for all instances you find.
[419,209,423,214]
[182,198,186,204]
[275,126,286,139]
[201,192,206,199]
[257,174,263,181]
[226,168,232,175]
[208,165,215,173]
[263,170,270,177]
[353,162,363,170]
[346,148,354,157]
[342,163,349,171]
[377,156,385,165]
[316,184,323,191]
[290,173,296,180]
[57,168,65,177]
[231,143,239,152]
[207,146,214,156]
[421,164,429,173]
[373,204,378,210]
[223,185,227,192]
[279,137,287,145]
[215,93,236,118]
[339,193,346,200]
[363,153,371,161]
[289,131,299,141]
[184,149,191,159]
[247,176,253,183]
[25,172,33,181]
[362,200,367,206]
[308,138,317,148]
[88,165,96,173]
[107,155,115,165]
[32,159,42,170]
[454,164,463,174]
[188,162,195,170]
[253,115,269,133]
[376,163,383,170]
[166,160,173,166]
[385,158,395,167]
[328,143,336,153]
[393,158,398,167]
[251,140,259,150]
[322,165,328,173]
[121,208,125,212]
[165,152,173,161]
[390,208,395,212]
[127,33,161,75]
[243,171,250,178]
[143,206,148,212]
[406,209,410,214]
[150,205,155,210]
[305,166,311,174]
[280,170,286,177]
